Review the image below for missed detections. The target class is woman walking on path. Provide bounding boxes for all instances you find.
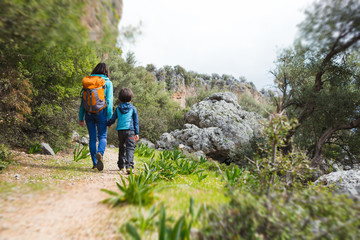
[78,63,113,171]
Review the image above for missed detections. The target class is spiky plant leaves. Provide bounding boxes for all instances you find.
[125,223,141,240]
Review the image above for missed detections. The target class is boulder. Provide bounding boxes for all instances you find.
[315,170,360,199]
[79,137,89,145]
[71,131,80,142]
[157,92,263,161]
[138,138,155,148]
[72,131,89,145]
[40,143,55,156]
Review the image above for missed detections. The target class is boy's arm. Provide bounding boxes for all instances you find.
[132,106,140,136]
[106,108,117,126]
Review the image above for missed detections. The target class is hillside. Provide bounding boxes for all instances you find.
[146,64,260,108]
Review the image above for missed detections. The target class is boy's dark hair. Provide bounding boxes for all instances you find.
[118,88,134,102]
[91,62,110,78]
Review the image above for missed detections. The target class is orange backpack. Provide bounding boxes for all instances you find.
[82,76,106,113]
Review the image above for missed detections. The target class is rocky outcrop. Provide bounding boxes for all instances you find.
[148,65,262,108]
[82,0,123,43]
[316,170,360,200]
[138,138,155,149]
[157,92,263,162]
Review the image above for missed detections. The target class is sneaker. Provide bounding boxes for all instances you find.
[126,168,133,174]
[96,152,104,171]
[92,165,97,169]
[118,166,124,171]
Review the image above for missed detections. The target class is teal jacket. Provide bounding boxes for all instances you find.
[106,102,139,135]
[78,74,113,120]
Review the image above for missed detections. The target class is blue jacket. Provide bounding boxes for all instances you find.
[79,74,113,121]
[107,102,139,135]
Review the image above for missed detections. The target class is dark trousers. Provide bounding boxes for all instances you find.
[118,130,135,169]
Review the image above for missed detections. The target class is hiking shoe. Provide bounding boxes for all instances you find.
[126,168,133,174]
[92,165,97,169]
[96,152,104,171]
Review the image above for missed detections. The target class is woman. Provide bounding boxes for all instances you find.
[79,63,113,171]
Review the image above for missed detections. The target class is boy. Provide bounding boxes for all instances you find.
[107,88,139,173]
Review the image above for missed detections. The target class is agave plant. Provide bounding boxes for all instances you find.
[158,197,203,240]
[29,143,42,154]
[144,158,177,181]
[225,165,243,186]
[175,158,200,175]
[101,170,157,206]
[136,143,156,158]
[196,170,208,182]
[73,144,90,162]
[123,205,160,238]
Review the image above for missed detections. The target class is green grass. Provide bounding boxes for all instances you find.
[155,173,228,213]
[112,151,229,225]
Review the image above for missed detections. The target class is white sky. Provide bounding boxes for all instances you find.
[118,0,314,90]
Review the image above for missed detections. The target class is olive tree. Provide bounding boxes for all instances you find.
[272,0,360,167]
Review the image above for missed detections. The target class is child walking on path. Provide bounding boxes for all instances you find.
[107,88,139,173]
[79,63,113,171]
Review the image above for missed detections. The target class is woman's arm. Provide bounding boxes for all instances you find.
[105,80,113,120]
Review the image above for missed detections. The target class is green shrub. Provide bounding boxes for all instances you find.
[200,186,360,239]
[29,143,42,154]
[0,144,13,170]
[185,86,218,108]
[0,0,108,148]
[238,92,275,118]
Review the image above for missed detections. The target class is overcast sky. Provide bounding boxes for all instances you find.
[118,0,315,90]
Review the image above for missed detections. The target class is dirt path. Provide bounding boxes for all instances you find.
[0,148,128,240]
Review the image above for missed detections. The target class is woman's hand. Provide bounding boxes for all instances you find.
[79,120,85,127]
[134,135,139,142]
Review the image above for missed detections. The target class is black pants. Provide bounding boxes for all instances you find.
[118,130,135,169]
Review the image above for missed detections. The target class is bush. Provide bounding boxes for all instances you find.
[185,86,218,108]
[238,92,275,118]
[29,143,42,154]
[200,186,360,239]
[0,144,13,171]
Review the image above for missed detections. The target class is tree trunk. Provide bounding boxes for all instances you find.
[311,118,360,167]
[281,34,360,154]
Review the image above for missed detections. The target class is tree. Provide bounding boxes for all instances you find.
[272,0,360,167]
[0,0,119,147]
